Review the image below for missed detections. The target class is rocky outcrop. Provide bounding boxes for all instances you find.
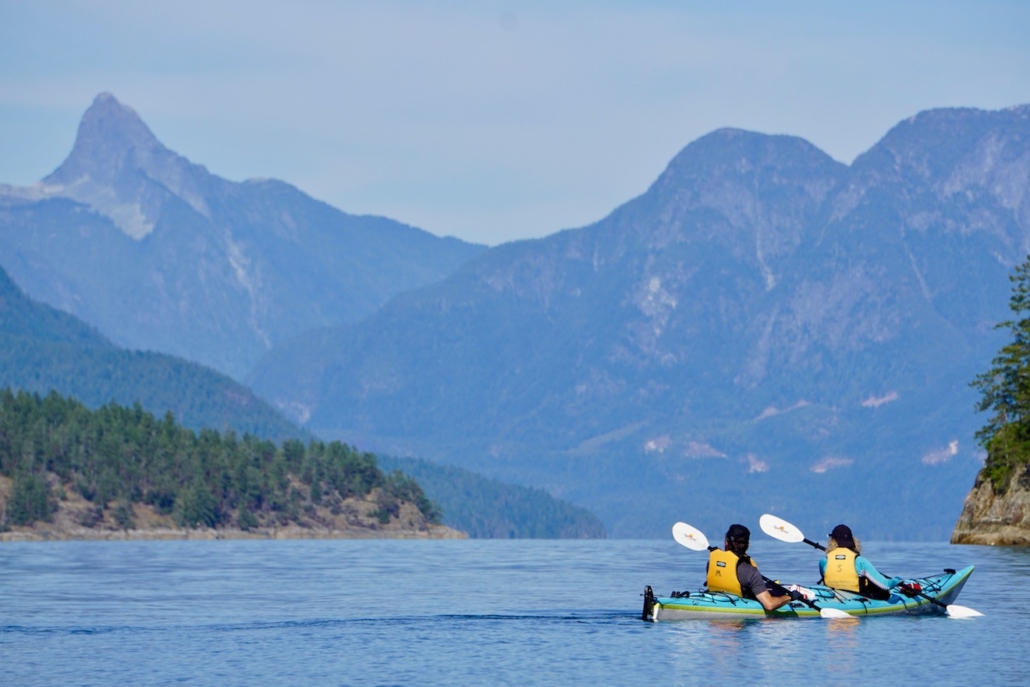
[951,467,1030,546]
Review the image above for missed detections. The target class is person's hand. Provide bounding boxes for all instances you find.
[788,589,804,602]
[888,576,903,587]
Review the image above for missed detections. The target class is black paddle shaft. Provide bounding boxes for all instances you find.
[762,575,826,613]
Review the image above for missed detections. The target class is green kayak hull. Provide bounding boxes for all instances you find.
[643,565,974,620]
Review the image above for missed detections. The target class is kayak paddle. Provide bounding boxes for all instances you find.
[671,520,711,550]
[671,521,851,619]
[758,514,983,619]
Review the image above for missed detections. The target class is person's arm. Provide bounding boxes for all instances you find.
[754,589,795,611]
[855,556,899,591]
[740,565,799,611]
[818,556,827,583]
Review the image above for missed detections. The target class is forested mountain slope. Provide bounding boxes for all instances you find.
[0,264,304,440]
[377,455,605,538]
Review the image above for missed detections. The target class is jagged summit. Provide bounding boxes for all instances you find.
[36,92,218,238]
[45,93,164,187]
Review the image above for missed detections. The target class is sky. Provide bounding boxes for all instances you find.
[2,1,1029,246]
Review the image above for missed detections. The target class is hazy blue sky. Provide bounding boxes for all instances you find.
[2,1,1028,245]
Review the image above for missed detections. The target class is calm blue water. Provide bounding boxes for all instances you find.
[0,538,1025,686]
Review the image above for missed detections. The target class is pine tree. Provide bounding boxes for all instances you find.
[971,256,1030,490]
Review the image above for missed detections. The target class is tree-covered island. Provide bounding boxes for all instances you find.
[0,388,460,540]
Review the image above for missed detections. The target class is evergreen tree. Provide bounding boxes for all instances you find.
[7,472,55,525]
[113,499,135,529]
[972,256,1030,490]
[972,258,1030,441]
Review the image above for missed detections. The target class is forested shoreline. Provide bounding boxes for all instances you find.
[0,388,444,536]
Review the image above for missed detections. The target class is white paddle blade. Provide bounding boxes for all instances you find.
[672,522,710,551]
[945,605,983,619]
[760,514,805,544]
[819,608,853,620]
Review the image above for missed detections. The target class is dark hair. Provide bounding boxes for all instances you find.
[725,524,750,555]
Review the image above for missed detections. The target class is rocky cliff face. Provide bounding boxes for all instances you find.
[952,467,1030,545]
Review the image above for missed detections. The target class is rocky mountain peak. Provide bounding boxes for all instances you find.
[839,104,1030,225]
[40,93,217,239]
[46,93,165,187]
[661,127,843,179]
[612,128,845,271]
[645,128,847,216]
[854,106,1030,178]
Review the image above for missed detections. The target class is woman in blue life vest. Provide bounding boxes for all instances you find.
[819,524,903,601]
[706,524,801,611]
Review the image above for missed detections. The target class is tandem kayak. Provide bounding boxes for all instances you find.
[642,565,974,621]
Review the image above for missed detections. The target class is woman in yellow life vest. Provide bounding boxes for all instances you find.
[706,524,800,611]
[819,524,903,601]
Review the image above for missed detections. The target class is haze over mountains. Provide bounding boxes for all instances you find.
[4,94,1028,540]
[250,105,1030,539]
[0,94,602,538]
[0,93,484,380]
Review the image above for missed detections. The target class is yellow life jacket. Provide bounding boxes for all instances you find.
[823,547,860,592]
[706,549,757,596]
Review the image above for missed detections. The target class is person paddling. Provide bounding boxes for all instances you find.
[706,524,800,611]
[820,524,902,601]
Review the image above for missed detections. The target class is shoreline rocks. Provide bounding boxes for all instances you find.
[951,470,1030,546]
[0,474,466,542]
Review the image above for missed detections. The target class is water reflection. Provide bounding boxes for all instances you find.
[665,617,825,680]
[702,620,751,676]
[823,616,860,674]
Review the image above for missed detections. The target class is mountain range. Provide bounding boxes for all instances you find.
[0,93,484,380]
[248,105,1030,539]
[5,94,1028,539]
